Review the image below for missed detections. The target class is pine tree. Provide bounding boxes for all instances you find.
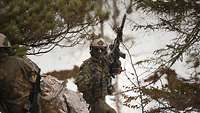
[0,0,110,54]
[122,0,200,112]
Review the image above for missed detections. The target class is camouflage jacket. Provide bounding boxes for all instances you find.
[75,56,114,104]
[0,55,39,113]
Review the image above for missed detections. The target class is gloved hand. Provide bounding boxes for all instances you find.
[107,85,115,95]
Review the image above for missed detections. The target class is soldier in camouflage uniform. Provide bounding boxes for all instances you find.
[75,35,122,113]
[0,33,41,113]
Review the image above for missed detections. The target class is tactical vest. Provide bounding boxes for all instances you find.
[76,57,113,104]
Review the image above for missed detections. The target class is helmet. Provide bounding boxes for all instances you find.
[90,38,108,58]
[90,38,108,48]
[0,33,11,48]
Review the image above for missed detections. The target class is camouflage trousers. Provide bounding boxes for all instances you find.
[89,99,116,113]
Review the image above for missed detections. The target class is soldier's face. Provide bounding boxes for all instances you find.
[93,47,107,56]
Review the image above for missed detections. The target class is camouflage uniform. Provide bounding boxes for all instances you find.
[75,37,121,113]
[0,33,41,113]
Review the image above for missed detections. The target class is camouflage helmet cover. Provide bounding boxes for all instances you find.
[90,38,107,48]
[0,33,11,47]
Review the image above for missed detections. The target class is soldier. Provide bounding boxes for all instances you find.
[75,35,122,113]
[0,33,41,113]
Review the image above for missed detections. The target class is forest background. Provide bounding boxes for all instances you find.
[1,0,200,113]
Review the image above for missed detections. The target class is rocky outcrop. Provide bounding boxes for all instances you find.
[40,75,89,113]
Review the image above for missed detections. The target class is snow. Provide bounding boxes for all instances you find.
[29,44,90,73]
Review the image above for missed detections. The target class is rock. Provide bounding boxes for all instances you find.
[40,75,89,113]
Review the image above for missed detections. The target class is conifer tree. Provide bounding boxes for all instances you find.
[122,0,200,112]
[0,0,109,54]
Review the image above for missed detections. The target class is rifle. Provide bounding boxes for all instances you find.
[29,70,41,113]
[109,14,126,76]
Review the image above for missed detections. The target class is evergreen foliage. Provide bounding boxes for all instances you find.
[0,0,109,54]
[121,0,200,112]
[131,0,200,66]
